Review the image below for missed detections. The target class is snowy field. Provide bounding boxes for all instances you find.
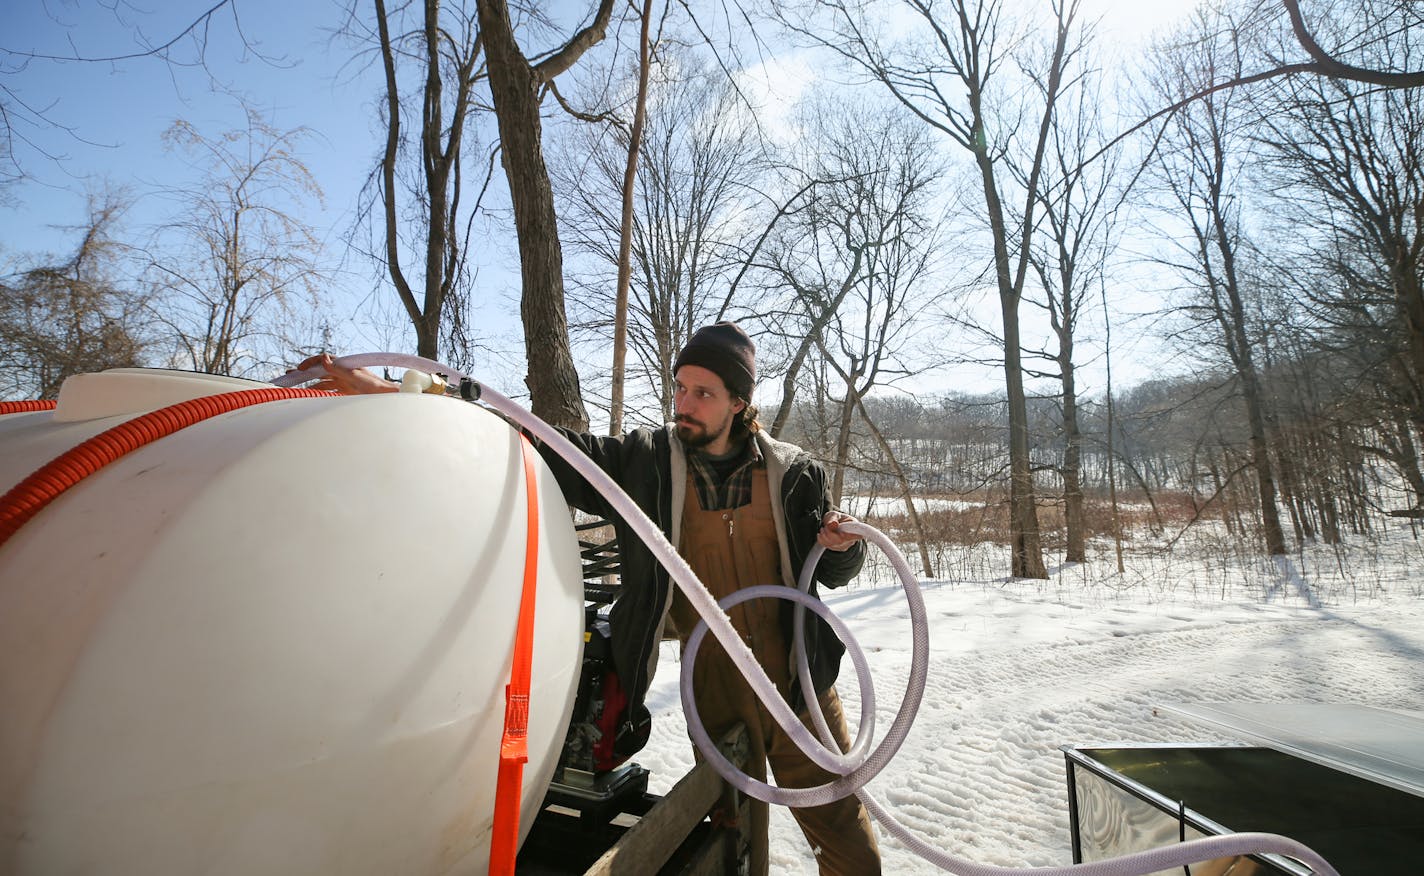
[841,495,983,517]
[629,526,1424,873]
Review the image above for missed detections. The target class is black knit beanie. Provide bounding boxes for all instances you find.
[673,322,757,400]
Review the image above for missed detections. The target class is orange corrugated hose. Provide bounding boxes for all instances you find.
[0,388,332,551]
[0,400,58,415]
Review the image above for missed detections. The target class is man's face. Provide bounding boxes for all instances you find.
[673,364,745,452]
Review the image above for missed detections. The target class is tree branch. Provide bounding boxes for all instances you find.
[533,0,616,81]
[546,78,623,126]
[1282,0,1424,88]
[2,2,268,66]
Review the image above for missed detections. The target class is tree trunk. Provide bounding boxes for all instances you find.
[1060,336,1085,563]
[1203,136,1287,556]
[1243,386,1286,554]
[1217,259,1287,555]
[477,0,592,431]
[1100,286,1125,573]
[1393,414,1424,506]
[1395,263,1424,437]
[831,376,858,507]
[1003,297,1047,578]
[608,0,654,436]
[419,0,452,362]
[972,103,1046,579]
[374,0,469,366]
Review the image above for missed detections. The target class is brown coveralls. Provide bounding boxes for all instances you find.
[669,469,881,876]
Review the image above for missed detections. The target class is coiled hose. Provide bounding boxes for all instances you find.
[276,354,1339,876]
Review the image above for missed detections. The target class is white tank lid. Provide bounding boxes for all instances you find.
[1165,702,1424,797]
[54,368,274,423]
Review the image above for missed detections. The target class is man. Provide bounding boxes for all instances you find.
[296,322,881,875]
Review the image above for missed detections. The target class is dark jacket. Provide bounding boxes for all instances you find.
[538,425,865,732]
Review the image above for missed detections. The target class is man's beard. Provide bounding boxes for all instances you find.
[675,412,732,449]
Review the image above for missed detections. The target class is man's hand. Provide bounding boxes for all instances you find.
[817,510,862,552]
[290,353,398,396]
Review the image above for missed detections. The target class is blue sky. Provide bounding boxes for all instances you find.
[3,1,369,247]
[1,0,548,385]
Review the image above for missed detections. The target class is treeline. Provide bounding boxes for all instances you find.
[772,344,1418,571]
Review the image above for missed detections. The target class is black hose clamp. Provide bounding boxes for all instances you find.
[458,377,482,402]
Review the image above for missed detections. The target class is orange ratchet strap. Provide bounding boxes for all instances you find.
[488,434,541,875]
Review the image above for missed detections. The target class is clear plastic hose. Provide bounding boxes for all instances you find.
[276,354,1341,876]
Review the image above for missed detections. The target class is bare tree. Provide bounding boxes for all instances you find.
[753,105,943,578]
[352,0,489,375]
[756,102,942,456]
[1098,279,1126,571]
[1023,39,1122,564]
[146,107,325,377]
[0,192,150,398]
[1144,7,1289,556]
[556,51,764,424]
[1258,34,1424,466]
[777,0,1096,578]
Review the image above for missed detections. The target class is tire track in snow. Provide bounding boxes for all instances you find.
[828,610,1419,871]
[639,592,1424,874]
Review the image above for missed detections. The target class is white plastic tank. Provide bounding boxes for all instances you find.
[0,368,584,874]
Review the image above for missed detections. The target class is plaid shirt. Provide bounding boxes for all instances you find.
[685,435,763,511]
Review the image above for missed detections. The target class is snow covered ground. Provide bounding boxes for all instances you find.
[628,526,1424,873]
[841,495,983,517]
